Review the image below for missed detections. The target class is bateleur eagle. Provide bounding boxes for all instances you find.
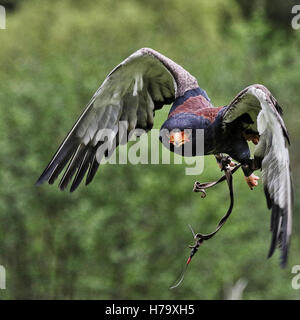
[36,48,293,267]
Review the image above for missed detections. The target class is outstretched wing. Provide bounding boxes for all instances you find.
[223,84,293,267]
[36,48,199,191]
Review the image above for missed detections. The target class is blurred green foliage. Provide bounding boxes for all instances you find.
[0,0,299,299]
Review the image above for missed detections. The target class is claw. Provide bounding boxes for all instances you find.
[245,173,260,189]
[217,156,232,171]
[218,161,236,169]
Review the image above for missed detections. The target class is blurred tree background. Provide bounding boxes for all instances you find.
[0,0,299,299]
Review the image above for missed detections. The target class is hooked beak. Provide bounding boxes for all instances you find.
[169,131,190,147]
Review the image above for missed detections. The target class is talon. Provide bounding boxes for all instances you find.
[245,173,260,189]
[216,155,232,170]
[218,162,234,170]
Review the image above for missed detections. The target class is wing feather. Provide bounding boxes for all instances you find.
[37,48,199,191]
[223,84,293,267]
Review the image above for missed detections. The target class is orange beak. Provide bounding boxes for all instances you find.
[169,131,190,147]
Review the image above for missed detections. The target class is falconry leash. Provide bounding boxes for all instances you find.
[170,156,242,289]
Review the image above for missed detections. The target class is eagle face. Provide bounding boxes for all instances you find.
[160,113,204,157]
